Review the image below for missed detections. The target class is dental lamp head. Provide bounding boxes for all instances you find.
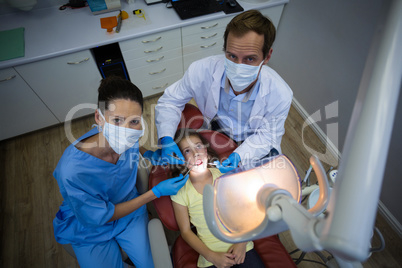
[203,154,330,245]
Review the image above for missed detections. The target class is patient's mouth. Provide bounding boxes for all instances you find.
[195,159,203,166]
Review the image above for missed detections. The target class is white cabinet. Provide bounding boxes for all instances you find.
[182,16,232,71]
[120,28,183,97]
[0,68,59,140]
[15,50,102,122]
[0,3,286,140]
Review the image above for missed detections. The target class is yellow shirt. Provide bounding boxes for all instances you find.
[171,168,253,267]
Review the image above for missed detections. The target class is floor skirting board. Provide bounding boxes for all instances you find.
[291,98,341,161]
[378,201,402,238]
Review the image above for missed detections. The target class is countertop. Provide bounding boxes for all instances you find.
[0,0,288,69]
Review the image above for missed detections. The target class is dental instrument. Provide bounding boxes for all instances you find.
[168,154,189,165]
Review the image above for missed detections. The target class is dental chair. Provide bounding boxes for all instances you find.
[149,126,297,267]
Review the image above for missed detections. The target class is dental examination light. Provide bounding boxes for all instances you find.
[204,0,402,266]
[203,154,330,249]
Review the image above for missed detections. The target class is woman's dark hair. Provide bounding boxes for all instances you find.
[97,76,143,112]
[170,128,220,178]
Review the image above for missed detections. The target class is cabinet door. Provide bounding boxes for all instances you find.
[120,28,183,97]
[182,16,232,70]
[15,50,102,122]
[0,68,59,140]
[139,73,183,98]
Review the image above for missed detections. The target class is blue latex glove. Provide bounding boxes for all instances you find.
[160,136,185,165]
[143,149,164,165]
[214,152,241,173]
[152,174,189,198]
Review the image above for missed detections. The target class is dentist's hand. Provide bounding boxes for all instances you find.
[160,136,185,165]
[143,149,164,165]
[214,152,241,173]
[152,174,189,198]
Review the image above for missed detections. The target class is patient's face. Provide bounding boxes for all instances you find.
[178,135,208,171]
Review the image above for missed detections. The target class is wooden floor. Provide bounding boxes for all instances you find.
[1,94,401,267]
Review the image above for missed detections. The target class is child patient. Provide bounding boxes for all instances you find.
[170,128,264,268]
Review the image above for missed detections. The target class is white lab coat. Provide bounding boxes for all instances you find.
[155,55,293,161]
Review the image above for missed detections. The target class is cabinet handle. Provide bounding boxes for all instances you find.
[144,46,163,53]
[142,36,162,43]
[67,57,90,65]
[201,23,218,29]
[200,42,217,48]
[201,33,218,39]
[0,75,16,82]
[149,68,166,75]
[146,56,165,63]
[152,83,169,89]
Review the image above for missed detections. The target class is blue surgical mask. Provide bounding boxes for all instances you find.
[224,58,264,92]
[98,109,144,154]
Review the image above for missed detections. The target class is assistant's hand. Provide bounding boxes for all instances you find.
[152,174,189,198]
[143,149,164,165]
[214,152,241,173]
[160,136,185,165]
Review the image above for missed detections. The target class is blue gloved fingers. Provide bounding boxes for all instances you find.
[222,152,240,167]
[152,186,162,198]
[214,160,235,173]
[166,174,189,194]
[143,150,153,159]
[160,136,185,165]
[213,161,223,169]
[217,152,241,173]
[152,174,189,198]
[217,165,236,173]
[162,145,185,165]
[143,149,166,165]
[176,174,190,189]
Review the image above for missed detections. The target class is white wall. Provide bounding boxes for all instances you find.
[269,0,401,234]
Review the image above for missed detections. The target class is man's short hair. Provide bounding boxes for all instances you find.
[224,10,276,58]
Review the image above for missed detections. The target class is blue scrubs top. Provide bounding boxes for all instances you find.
[53,127,146,244]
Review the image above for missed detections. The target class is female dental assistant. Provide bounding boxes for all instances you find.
[53,76,188,268]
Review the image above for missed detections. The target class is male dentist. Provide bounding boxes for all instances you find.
[152,10,293,172]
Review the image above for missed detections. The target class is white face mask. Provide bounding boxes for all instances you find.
[224,58,264,92]
[98,109,144,154]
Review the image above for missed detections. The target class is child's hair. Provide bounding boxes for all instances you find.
[170,128,220,178]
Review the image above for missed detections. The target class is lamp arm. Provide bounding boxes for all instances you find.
[307,155,330,216]
[319,0,402,262]
[267,194,324,252]
[268,193,364,268]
